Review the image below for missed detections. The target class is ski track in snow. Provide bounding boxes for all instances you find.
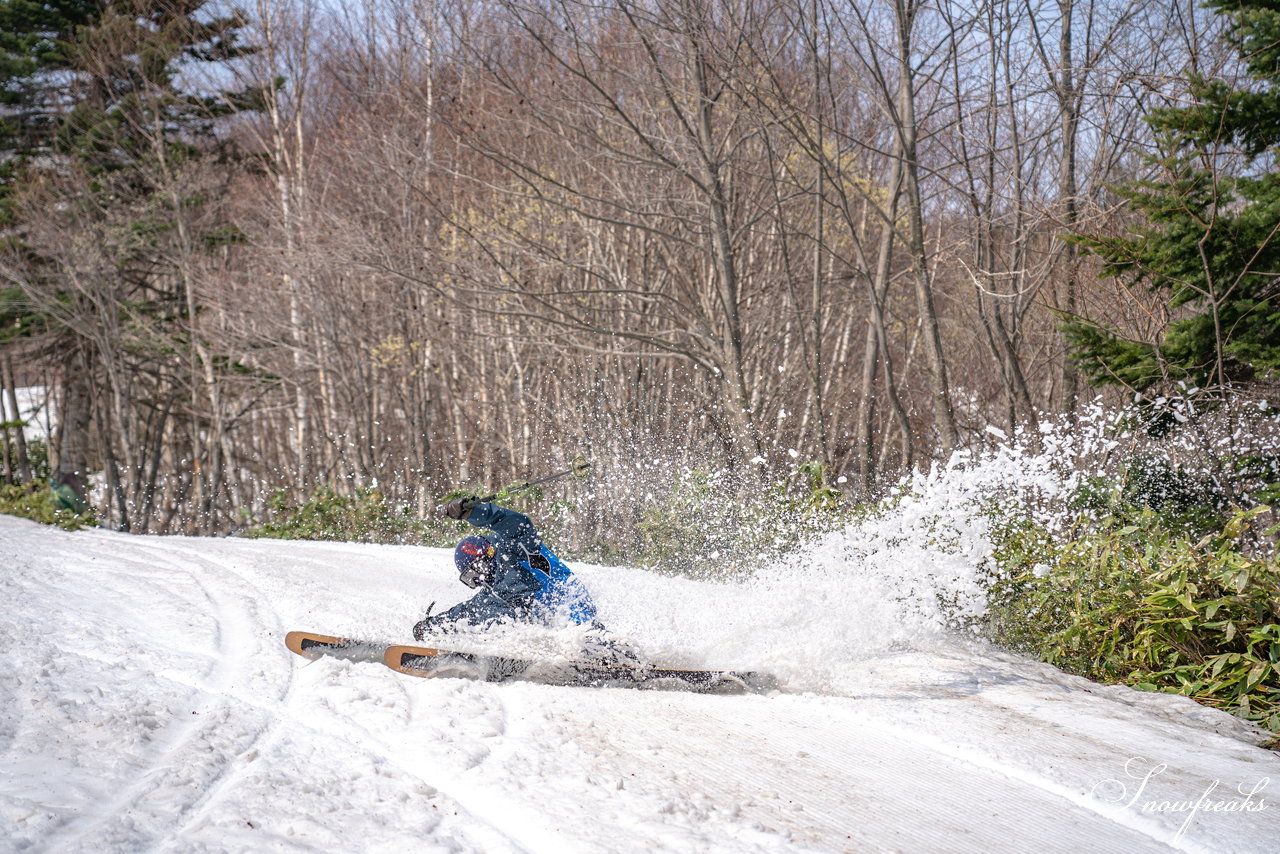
[1,514,1278,854]
[10,538,289,853]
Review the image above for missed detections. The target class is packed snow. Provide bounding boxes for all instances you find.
[1,506,1278,853]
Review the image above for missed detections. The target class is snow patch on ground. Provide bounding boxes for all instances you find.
[1,387,53,441]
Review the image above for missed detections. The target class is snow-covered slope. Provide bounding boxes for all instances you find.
[1,513,1277,853]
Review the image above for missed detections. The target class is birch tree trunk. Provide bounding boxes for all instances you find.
[893,0,958,454]
[1,354,32,482]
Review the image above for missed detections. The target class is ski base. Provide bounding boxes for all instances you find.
[384,645,534,682]
[285,631,389,664]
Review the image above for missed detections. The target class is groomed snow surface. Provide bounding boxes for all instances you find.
[2,512,1278,854]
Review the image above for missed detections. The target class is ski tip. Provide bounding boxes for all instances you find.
[285,630,351,659]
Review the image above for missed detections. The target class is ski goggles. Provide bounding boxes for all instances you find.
[458,540,496,589]
[459,564,494,589]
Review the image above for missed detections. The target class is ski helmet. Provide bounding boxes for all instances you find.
[454,535,496,588]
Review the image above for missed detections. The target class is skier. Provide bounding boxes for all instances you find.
[413,496,598,640]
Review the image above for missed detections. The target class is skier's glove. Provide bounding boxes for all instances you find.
[444,495,480,521]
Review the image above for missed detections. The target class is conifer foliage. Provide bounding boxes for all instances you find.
[1065,0,1280,394]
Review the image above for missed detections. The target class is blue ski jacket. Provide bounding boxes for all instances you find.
[435,502,597,628]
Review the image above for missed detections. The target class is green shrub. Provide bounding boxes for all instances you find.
[0,481,97,531]
[1068,455,1232,539]
[986,506,1280,732]
[0,437,51,481]
[243,479,589,552]
[243,486,451,545]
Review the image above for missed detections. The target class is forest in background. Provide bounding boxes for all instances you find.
[1,0,1278,546]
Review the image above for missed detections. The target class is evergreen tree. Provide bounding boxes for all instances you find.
[1065,0,1280,395]
[1,1,101,340]
[0,1,100,211]
[0,0,257,521]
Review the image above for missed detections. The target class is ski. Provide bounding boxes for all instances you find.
[384,644,535,682]
[285,631,390,664]
[384,642,761,691]
[286,631,771,693]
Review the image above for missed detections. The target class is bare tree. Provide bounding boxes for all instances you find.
[422,0,780,475]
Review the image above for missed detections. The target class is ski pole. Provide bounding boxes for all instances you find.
[480,455,592,502]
